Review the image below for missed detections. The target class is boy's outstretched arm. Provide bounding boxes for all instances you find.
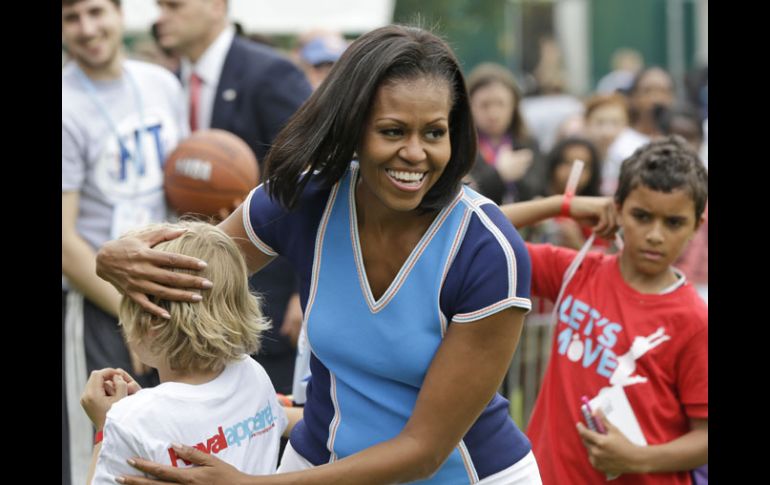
[501,195,618,238]
[577,412,707,476]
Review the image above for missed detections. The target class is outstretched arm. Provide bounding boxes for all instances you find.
[501,195,617,239]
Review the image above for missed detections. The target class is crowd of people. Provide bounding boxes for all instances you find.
[63,1,708,484]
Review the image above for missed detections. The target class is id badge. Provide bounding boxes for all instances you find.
[111,202,153,240]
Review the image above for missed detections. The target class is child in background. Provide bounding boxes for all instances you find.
[467,62,543,203]
[525,136,605,251]
[503,136,707,484]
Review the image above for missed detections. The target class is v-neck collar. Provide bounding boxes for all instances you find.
[347,164,462,313]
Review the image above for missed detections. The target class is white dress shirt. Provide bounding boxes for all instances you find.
[180,25,235,131]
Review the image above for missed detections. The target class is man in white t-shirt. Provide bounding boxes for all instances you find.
[61,1,186,483]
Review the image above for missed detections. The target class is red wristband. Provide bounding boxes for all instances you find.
[560,193,574,218]
[94,430,104,445]
[276,393,293,407]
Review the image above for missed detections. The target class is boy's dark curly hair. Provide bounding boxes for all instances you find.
[615,135,708,220]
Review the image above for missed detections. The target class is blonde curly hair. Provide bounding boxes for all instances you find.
[119,221,270,374]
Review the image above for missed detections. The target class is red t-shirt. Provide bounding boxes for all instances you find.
[526,243,708,485]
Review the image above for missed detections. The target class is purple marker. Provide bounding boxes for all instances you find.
[580,404,597,432]
[581,396,607,434]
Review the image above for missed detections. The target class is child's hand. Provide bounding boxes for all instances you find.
[569,196,618,239]
[80,368,141,430]
[576,409,641,476]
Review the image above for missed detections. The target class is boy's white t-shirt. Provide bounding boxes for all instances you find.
[92,355,287,484]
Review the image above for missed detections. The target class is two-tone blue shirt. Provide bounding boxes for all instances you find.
[243,163,533,483]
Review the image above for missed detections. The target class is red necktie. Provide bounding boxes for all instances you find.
[189,72,202,132]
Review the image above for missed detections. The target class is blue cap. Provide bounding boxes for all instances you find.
[300,37,347,67]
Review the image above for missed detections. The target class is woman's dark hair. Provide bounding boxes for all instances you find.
[466,62,530,141]
[545,136,601,196]
[265,25,476,211]
[615,135,708,221]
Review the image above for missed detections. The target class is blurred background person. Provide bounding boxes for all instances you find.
[293,29,348,90]
[467,62,543,204]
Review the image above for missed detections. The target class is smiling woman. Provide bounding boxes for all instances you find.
[357,78,452,213]
[92,24,542,485]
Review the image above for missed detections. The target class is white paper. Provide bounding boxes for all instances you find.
[590,385,648,446]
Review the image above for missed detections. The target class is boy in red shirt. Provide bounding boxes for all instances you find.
[502,135,707,484]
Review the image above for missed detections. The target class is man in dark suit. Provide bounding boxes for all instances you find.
[155,0,312,394]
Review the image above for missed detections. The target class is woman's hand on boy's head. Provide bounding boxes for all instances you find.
[570,196,618,239]
[81,368,141,430]
[576,409,642,475]
[96,227,213,319]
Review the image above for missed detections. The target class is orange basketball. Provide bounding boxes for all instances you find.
[163,129,259,218]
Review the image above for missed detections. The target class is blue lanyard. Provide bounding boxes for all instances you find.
[75,65,147,175]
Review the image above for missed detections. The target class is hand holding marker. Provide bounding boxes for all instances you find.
[581,395,607,434]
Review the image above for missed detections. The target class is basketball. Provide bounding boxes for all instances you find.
[163,129,259,218]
